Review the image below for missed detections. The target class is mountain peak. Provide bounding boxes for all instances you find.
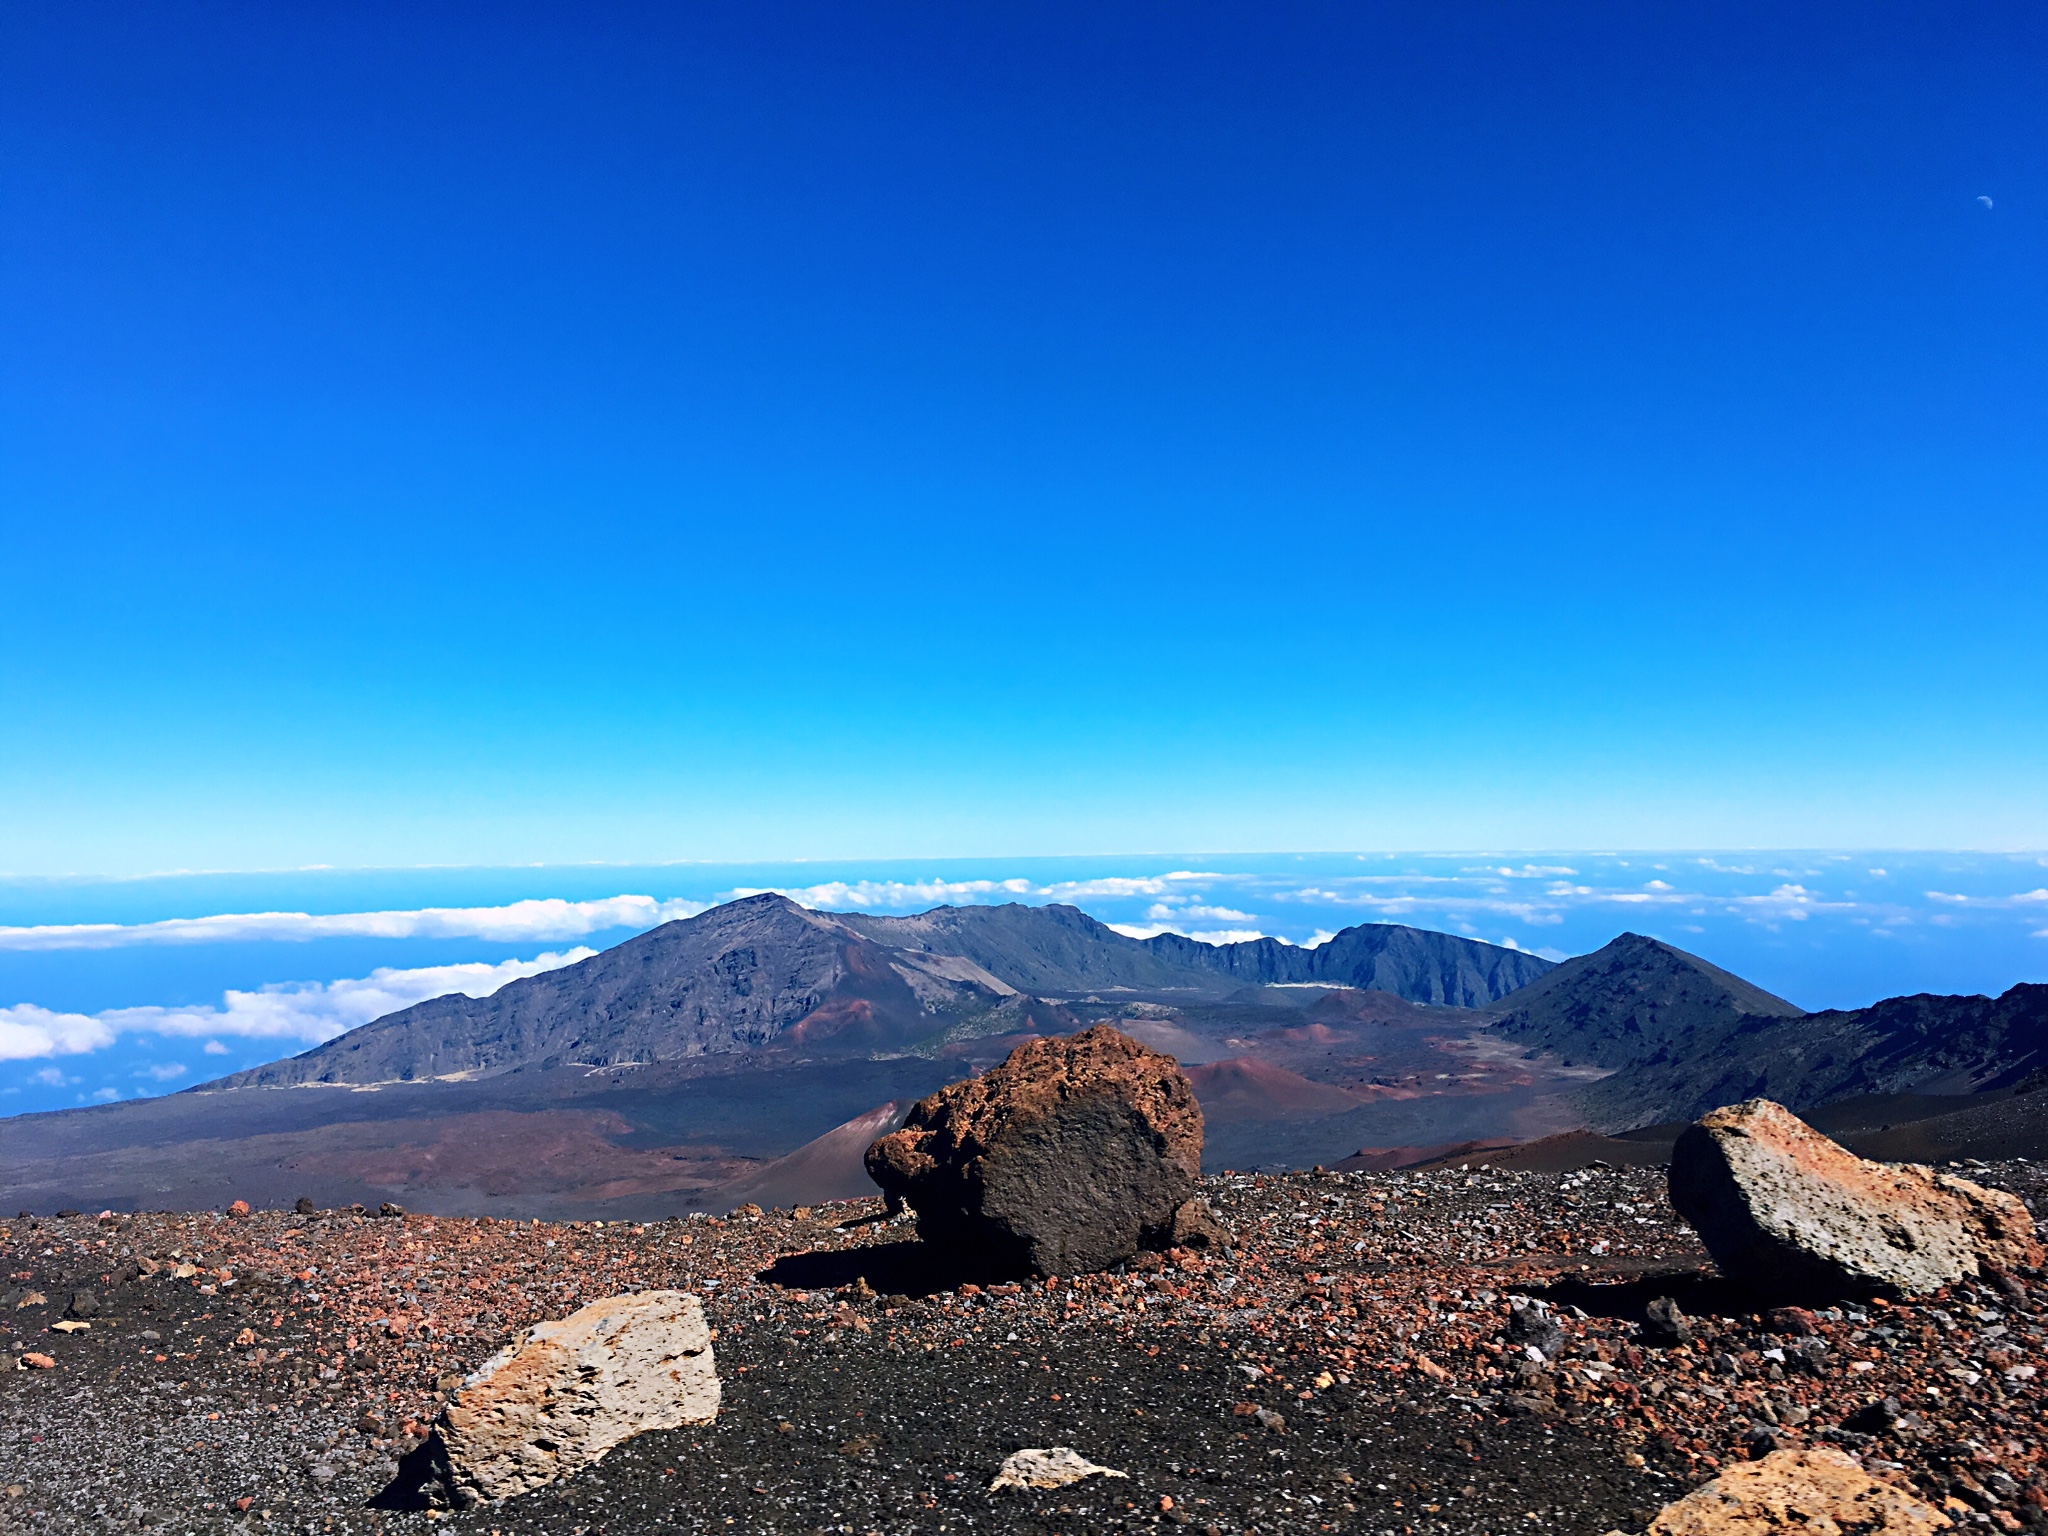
[1490,931,1804,1086]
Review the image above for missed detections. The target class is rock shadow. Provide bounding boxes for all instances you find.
[1528,1268,1868,1322]
[366,1435,450,1512]
[756,1238,1032,1298]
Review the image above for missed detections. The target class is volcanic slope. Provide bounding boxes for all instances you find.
[840,900,1552,1005]
[216,894,1553,1089]
[1491,932,2048,1131]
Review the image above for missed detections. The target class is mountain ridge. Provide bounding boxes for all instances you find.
[1488,932,2048,1130]
[211,895,1554,1090]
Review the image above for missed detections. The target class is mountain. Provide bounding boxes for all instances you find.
[216,895,1553,1090]
[1491,932,1803,1072]
[1490,933,2048,1131]
[843,903,1552,1007]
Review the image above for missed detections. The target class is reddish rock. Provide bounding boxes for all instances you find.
[864,1025,1204,1275]
[1669,1100,2042,1296]
[1168,1196,1231,1252]
[1764,1306,1821,1337]
[226,1200,251,1219]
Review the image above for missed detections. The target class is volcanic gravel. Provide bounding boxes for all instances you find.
[3,1161,2044,1534]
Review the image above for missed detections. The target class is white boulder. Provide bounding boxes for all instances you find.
[434,1289,719,1505]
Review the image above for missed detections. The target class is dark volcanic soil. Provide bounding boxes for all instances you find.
[3,1162,2044,1534]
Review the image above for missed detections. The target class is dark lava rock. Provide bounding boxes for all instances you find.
[379,1202,407,1218]
[1504,1300,1565,1359]
[864,1025,1204,1276]
[1642,1295,1693,1346]
[1842,1396,1903,1435]
[295,1196,318,1215]
[65,1289,100,1320]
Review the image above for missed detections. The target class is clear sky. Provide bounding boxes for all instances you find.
[4,2,2044,873]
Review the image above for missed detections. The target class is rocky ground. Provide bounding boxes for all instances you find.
[3,1160,2044,1534]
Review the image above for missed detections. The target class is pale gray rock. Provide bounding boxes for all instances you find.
[431,1290,719,1506]
[988,1447,1128,1491]
[1668,1099,2042,1296]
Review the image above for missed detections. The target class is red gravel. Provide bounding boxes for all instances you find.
[2,1160,2042,1533]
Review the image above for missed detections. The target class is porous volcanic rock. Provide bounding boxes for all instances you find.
[1167,1194,1231,1252]
[428,1289,719,1506]
[1668,1099,2041,1296]
[864,1025,1203,1275]
[1646,1447,1951,1535]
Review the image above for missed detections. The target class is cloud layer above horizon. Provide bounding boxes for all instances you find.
[0,949,596,1064]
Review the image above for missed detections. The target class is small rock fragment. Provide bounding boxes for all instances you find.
[63,1290,98,1320]
[1643,1296,1693,1346]
[1168,1197,1231,1252]
[1505,1300,1565,1359]
[19,1352,55,1369]
[1647,1446,1951,1534]
[294,1197,317,1215]
[379,1202,406,1219]
[1764,1306,1820,1337]
[226,1199,251,1219]
[989,1448,1129,1492]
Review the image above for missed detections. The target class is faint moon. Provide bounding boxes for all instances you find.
[1978,195,1994,210]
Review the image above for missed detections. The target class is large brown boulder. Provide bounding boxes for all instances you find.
[864,1025,1207,1275]
[1668,1099,2041,1297]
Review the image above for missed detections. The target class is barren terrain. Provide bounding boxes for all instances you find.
[5,1160,2043,1533]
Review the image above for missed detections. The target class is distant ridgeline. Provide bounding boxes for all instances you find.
[203,898,2048,1144]
[1491,932,2048,1131]
[209,894,1553,1089]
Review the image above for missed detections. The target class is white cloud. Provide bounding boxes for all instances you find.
[1043,873,1220,899]
[1144,903,1257,924]
[1,1006,119,1061]
[1106,923,1271,946]
[202,1039,229,1054]
[135,1063,187,1081]
[31,1067,79,1086]
[1926,889,2048,909]
[0,948,593,1061]
[734,871,1224,912]
[89,1086,120,1102]
[0,896,705,953]
[734,878,1036,910]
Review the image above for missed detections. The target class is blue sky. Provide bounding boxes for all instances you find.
[4,2,2046,872]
